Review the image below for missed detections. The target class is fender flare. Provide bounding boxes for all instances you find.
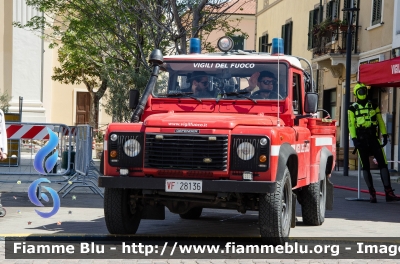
[319,146,334,211]
[276,143,298,187]
[319,147,334,181]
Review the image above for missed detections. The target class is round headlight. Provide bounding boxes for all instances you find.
[123,139,141,157]
[237,142,255,160]
[110,134,118,141]
[260,138,268,146]
[217,36,234,52]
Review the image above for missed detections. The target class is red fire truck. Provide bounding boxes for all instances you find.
[98,37,336,245]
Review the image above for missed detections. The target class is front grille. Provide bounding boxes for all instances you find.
[108,133,144,167]
[145,134,228,170]
[230,135,270,172]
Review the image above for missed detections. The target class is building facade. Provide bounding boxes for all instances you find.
[0,0,112,127]
[205,0,256,51]
[256,0,400,170]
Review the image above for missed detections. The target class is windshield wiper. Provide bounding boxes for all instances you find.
[217,91,257,104]
[159,92,202,103]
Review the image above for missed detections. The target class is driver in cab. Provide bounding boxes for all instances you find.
[181,71,213,98]
[243,71,279,99]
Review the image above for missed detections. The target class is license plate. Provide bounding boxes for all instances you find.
[165,179,202,193]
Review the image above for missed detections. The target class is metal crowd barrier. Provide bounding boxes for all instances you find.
[0,122,103,198]
[58,125,103,198]
[0,122,73,176]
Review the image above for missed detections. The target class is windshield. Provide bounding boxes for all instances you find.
[153,61,288,100]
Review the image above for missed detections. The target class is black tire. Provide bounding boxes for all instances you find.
[99,151,104,175]
[259,167,292,245]
[300,177,326,226]
[179,207,203,219]
[0,207,6,217]
[104,188,141,234]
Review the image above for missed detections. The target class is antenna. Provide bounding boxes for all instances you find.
[271,38,284,127]
[277,51,280,126]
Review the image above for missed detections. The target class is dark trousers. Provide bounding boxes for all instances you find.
[357,136,387,170]
[356,134,391,189]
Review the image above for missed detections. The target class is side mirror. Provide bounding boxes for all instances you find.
[304,92,318,113]
[129,89,140,109]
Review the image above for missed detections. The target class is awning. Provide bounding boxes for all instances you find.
[359,56,400,87]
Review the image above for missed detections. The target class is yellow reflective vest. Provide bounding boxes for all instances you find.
[348,101,387,139]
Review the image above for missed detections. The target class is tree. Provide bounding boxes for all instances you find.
[16,0,252,123]
[135,0,251,54]
[51,28,108,128]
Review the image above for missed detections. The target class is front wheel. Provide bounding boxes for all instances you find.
[300,177,326,226]
[104,188,142,234]
[259,166,292,245]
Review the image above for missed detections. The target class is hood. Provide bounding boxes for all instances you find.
[144,112,282,129]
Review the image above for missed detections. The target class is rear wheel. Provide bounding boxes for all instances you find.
[104,188,142,234]
[259,166,292,245]
[300,177,326,225]
[179,207,203,219]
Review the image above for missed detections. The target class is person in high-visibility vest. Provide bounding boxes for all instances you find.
[348,83,399,203]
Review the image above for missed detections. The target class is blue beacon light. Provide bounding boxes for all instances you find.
[271,38,284,55]
[189,38,201,54]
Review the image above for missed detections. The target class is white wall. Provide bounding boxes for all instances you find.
[11,0,45,122]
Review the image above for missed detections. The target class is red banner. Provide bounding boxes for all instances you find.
[359,56,400,87]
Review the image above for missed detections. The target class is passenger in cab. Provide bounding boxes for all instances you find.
[182,71,214,98]
[243,71,281,99]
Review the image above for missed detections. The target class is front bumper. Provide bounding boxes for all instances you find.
[98,176,276,193]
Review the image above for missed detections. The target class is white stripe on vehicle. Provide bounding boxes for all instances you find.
[271,143,311,156]
[271,145,280,156]
[316,137,332,146]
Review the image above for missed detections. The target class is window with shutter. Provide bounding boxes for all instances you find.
[326,1,332,19]
[343,0,349,22]
[332,0,340,19]
[258,34,268,52]
[343,0,349,9]
[327,0,340,20]
[308,11,314,50]
[281,21,293,55]
[372,0,382,26]
[308,7,321,50]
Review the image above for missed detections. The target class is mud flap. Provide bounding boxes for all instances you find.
[326,178,334,210]
[291,193,296,228]
[141,204,165,220]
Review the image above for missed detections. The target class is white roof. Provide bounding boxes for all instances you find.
[164,53,304,70]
